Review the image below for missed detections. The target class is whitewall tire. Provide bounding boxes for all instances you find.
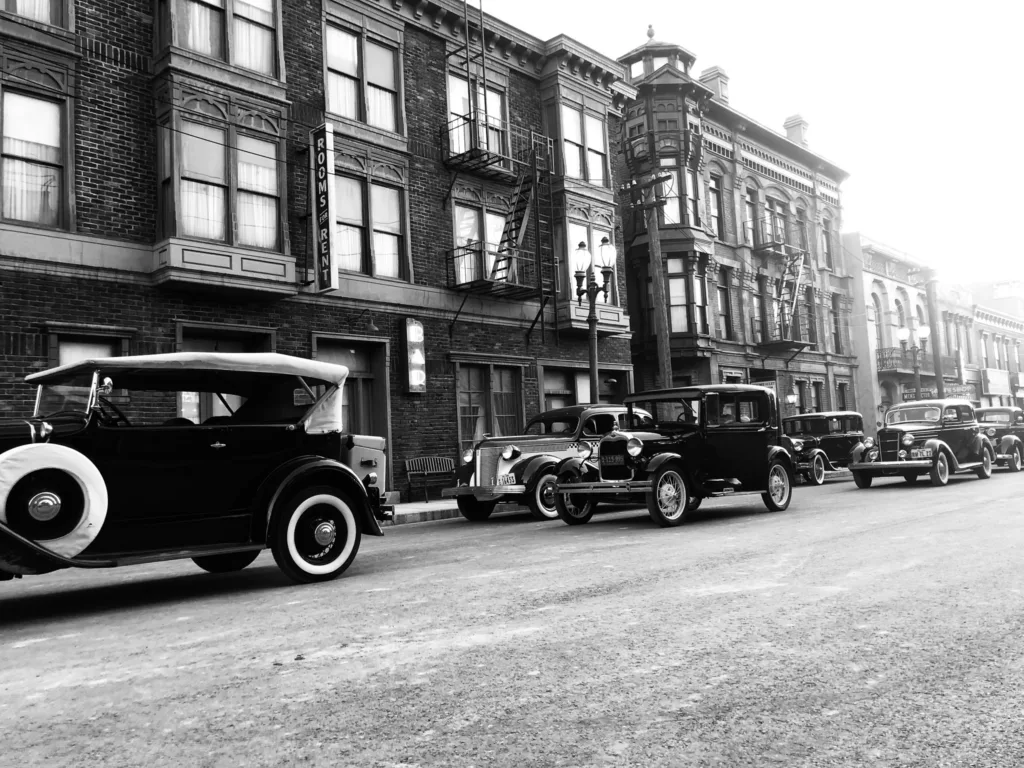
[271,485,361,583]
[0,443,108,558]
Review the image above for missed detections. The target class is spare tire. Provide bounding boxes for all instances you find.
[0,444,108,558]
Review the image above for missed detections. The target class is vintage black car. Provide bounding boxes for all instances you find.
[976,407,1024,471]
[443,404,649,521]
[849,399,994,487]
[783,411,864,485]
[0,353,395,584]
[552,384,796,527]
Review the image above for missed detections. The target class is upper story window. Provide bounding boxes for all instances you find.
[766,197,787,241]
[177,0,278,76]
[561,105,607,186]
[821,216,835,269]
[567,219,616,304]
[708,175,723,238]
[716,267,733,340]
[453,200,506,285]
[158,103,284,250]
[334,174,405,280]
[831,294,844,354]
[666,256,708,334]
[447,74,506,160]
[743,188,757,244]
[2,90,64,228]
[326,26,400,134]
[659,167,699,228]
[5,0,59,24]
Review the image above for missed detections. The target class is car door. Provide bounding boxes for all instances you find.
[941,405,972,463]
[703,392,771,489]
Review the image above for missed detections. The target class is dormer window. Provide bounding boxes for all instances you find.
[652,56,669,70]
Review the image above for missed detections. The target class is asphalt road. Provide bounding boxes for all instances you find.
[3,470,1024,768]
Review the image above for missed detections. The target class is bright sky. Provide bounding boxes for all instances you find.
[488,0,1024,284]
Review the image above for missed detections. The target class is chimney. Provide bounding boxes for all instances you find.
[784,115,809,147]
[699,66,729,104]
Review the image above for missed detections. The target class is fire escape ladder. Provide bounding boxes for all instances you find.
[526,133,557,345]
[490,172,533,285]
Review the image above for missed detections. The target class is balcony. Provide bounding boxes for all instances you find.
[876,347,959,377]
[750,312,816,355]
[445,243,538,300]
[442,112,519,181]
[744,217,808,259]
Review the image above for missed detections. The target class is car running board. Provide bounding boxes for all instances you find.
[78,543,266,567]
[955,461,982,471]
[704,490,762,499]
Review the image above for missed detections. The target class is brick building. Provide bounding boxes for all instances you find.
[0,0,639,499]
[614,29,857,416]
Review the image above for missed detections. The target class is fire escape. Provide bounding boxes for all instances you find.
[746,213,812,359]
[441,0,558,343]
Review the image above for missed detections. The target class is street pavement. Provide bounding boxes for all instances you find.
[2,471,1024,767]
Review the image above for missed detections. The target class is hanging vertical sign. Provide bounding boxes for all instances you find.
[405,318,427,393]
[310,123,339,293]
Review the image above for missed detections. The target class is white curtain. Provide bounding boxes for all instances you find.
[232,18,274,75]
[15,0,51,23]
[326,27,359,118]
[334,175,364,272]
[328,73,358,119]
[181,0,224,58]
[366,86,396,132]
[371,185,401,278]
[365,42,396,131]
[237,135,277,248]
[180,180,225,240]
[3,93,60,225]
[453,205,479,284]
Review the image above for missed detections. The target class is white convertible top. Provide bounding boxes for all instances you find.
[26,352,349,385]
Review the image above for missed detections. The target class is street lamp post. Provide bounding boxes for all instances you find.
[574,238,615,404]
[897,324,932,401]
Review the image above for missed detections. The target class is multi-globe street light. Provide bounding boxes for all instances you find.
[573,237,615,404]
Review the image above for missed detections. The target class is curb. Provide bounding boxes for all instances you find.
[386,503,533,526]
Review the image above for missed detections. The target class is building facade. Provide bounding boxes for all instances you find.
[0,0,639,499]
[613,29,857,417]
[847,233,1024,436]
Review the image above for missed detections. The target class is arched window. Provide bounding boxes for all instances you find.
[871,293,884,349]
[915,305,928,353]
[894,299,906,349]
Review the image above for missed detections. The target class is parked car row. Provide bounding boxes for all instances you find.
[4,353,1020,588]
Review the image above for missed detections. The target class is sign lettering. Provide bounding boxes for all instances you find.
[405,318,427,393]
[310,125,339,293]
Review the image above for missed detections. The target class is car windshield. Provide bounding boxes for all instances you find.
[35,373,95,417]
[885,406,940,425]
[629,396,701,428]
[524,415,579,436]
[785,419,828,435]
[979,412,1012,424]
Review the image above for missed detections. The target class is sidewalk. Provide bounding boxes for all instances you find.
[386,498,529,526]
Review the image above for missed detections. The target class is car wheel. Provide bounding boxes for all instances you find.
[1009,446,1023,472]
[903,473,920,485]
[852,471,873,489]
[808,455,826,486]
[761,460,792,512]
[193,550,260,574]
[457,496,497,522]
[271,485,361,584]
[554,469,598,526]
[646,465,690,527]
[930,451,950,487]
[975,446,993,479]
[527,472,560,521]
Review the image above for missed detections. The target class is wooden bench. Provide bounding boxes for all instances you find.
[405,456,456,502]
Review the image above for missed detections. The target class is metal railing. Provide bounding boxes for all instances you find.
[442,113,553,175]
[876,347,958,375]
[444,242,537,299]
[750,310,817,346]
[744,216,808,253]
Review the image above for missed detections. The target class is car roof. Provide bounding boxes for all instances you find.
[625,384,773,402]
[784,411,862,421]
[527,404,630,421]
[977,406,1021,412]
[889,399,974,409]
[25,352,349,386]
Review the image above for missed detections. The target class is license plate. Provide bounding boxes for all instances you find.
[496,473,517,486]
[602,455,625,465]
[911,448,933,459]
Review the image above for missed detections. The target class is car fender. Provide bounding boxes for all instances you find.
[519,455,560,490]
[261,457,381,540]
[849,441,867,464]
[807,447,837,471]
[922,438,954,469]
[646,452,684,475]
[453,460,474,486]
[553,456,599,480]
[766,445,795,475]
[999,434,1023,454]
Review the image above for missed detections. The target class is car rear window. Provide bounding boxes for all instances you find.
[980,412,1011,424]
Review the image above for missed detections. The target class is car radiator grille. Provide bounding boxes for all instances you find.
[600,442,632,480]
[879,432,900,461]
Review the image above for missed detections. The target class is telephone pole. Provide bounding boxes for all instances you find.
[924,269,946,398]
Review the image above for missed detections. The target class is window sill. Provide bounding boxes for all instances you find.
[329,115,408,154]
[0,11,77,55]
[154,48,288,102]
[0,217,68,233]
[152,237,296,295]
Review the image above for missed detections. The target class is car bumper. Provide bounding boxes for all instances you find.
[996,453,1014,462]
[556,480,652,494]
[849,460,931,472]
[442,485,525,497]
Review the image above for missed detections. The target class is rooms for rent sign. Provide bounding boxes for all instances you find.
[310,124,339,293]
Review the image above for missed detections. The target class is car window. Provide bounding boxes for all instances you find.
[943,407,960,423]
[783,420,801,435]
[980,411,1011,424]
[886,406,940,424]
[958,405,974,422]
[583,414,617,436]
[844,417,863,432]
[623,410,654,429]
[524,417,578,435]
[710,394,763,426]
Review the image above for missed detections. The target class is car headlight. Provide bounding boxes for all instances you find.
[902,434,915,447]
[987,427,996,437]
[501,444,520,460]
[576,442,593,460]
[791,438,804,452]
[462,448,474,464]
[626,437,643,457]
[867,448,879,460]
[864,437,875,449]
